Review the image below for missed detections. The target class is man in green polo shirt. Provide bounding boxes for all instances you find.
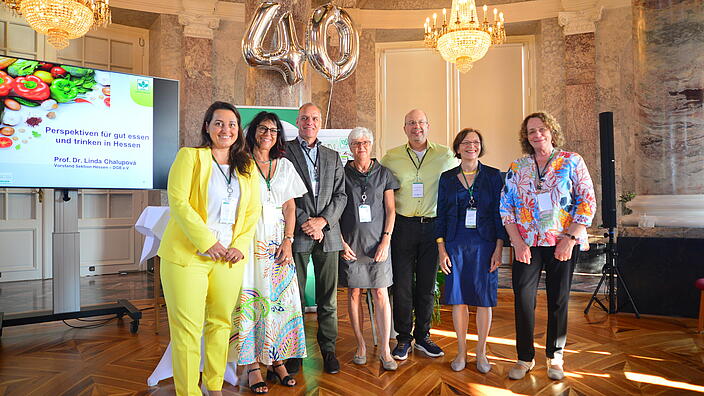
[380,108,457,360]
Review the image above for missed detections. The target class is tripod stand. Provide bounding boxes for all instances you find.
[584,227,640,317]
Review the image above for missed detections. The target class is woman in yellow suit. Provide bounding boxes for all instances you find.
[158,101,261,396]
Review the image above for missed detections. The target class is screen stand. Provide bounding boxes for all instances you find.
[0,190,142,336]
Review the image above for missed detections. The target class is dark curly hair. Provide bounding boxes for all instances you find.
[518,111,565,154]
[199,101,251,177]
[452,128,485,158]
[245,111,286,159]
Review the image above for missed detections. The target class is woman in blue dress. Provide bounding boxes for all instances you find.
[435,128,507,374]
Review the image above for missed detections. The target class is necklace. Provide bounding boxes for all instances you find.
[252,150,270,164]
[462,169,478,175]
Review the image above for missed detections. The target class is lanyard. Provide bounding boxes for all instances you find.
[254,158,273,192]
[355,161,373,203]
[212,155,234,195]
[460,165,478,208]
[302,144,320,181]
[406,147,427,178]
[533,149,556,189]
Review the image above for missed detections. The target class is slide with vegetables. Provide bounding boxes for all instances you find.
[0,57,155,189]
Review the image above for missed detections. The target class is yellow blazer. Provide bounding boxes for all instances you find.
[158,147,261,266]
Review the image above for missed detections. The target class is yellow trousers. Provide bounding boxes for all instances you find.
[161,256,244,396]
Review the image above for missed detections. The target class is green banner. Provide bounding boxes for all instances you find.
[238,106,299,131]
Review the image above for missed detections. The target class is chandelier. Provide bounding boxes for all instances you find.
[0,0,111,50]
[423,0,505,73]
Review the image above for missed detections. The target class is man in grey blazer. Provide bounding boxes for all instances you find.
[284,103,347,374]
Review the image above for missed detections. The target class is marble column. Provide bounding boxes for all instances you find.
[178,14,219,147]
[558,8,603,226]
[621,0,704,229]
[244,0,311,107]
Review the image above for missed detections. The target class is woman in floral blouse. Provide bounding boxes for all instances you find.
[500,111,596,381]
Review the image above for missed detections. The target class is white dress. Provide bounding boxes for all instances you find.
[229,157,308,365]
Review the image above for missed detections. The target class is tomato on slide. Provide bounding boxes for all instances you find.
[0,137,12,148]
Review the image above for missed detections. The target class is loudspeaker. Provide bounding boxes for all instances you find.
[599,112,617,228]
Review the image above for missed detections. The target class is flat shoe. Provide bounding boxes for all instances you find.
[508,359,535,380]
[353,355,367,365]
[476,356,491,374]
[450,358,466,372]
[379,356,398,371]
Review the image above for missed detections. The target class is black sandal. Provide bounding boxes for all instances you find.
[267,362,296,387]
[247,367,268,394]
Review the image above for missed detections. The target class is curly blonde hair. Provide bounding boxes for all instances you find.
[518,111,565,154]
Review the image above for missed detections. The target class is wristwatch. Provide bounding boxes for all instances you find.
[283,235,294,243]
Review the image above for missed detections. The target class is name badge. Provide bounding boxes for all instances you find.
[358,204,372,223]
[262,203,279,225]
[536,192,553,218]
[311,179,319,196]
[412,182,424,198]
[465,208,477,228]
[219,200,236,224]
[536,192,552,212]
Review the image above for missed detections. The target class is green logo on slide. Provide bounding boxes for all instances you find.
[130,77,153,107]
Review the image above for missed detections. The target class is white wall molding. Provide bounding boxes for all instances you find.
[112,0,629,28]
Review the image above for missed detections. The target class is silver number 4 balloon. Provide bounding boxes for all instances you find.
[242,1,360,86]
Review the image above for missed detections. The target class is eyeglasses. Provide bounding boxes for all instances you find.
[350,140,372,147]
[405,120,428,127]
[256,125,279,135]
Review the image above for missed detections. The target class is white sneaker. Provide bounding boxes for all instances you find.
[547,358,565,380]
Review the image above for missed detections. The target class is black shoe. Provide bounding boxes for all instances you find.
[392,341,411,360]
[414,335,445,357]
[246,367,268,394]
[285,358,302,374]
[267,362,296,387]
[322,351,340,374]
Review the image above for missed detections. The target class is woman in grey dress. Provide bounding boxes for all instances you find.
[340,127,400,371]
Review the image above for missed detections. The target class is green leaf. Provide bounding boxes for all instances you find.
[32,131,41,138]
[14,144,20,150]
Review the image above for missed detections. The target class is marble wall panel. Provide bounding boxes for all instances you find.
[356,30,377,139]
[564,33,598,226]
[182,37,214,147]
[213,20,246,106]
[564,33,595,85]
[596,7,637,206]
[149,15,183,81]
[633,0,704,194]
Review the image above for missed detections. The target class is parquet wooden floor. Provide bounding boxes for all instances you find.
[1,289,703,395]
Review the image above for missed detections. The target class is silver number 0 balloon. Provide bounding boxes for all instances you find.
[241,2,306,86]
[306,3,359,83]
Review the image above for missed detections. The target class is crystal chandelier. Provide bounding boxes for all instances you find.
[0,0,111,50]
[424,0,505,73]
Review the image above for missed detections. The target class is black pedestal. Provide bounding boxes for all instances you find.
[617,237,704,318]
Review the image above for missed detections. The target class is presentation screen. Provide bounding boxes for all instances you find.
[0,57,178,189]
